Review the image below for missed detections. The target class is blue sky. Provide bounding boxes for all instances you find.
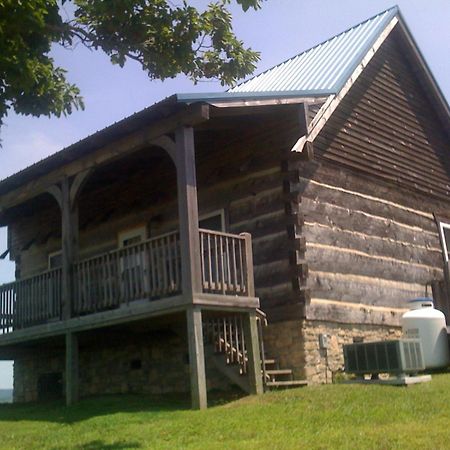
[0,0,449,388]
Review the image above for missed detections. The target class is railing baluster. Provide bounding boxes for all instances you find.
[1,288,4,333]
[88,259,93,312]
[231,238,238,292]
[30,278,35,326]
[80,261,85,314]
[16,282,21,329]
[0,287,4,333]
[4,287,8,333]
[1,287,4,333]
[83,260,87,313]
[161,238,168,296]
[112,252,119,307]
[165,237,171,293]
[228,317,234,363]
[213,235,219,292]
[174,234,180,292]
[226,238,232,292]
[239,315,247,374]
[238,239,245,293]
[104,253,111,307]
[200,232,206,290]
[128,246,135,302]
[207,233,212,290]
[234,316,240,366]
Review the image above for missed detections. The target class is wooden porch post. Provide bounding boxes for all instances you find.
[48,170,91,320]
[65,331,79,406]
[61,178,78,320]
[186,306,207,409]
[243,311,264,395]
[240,233,255,298]
[175,126,202,296]
[175,126,206,409]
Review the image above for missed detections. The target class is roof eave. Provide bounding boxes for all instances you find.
[176,90,333,104]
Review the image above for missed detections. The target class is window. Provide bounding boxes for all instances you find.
[118,226,148,299]
[438,221,450,263]
[48,251,62,270]
[118,226,147,248]
[199,210,225,232]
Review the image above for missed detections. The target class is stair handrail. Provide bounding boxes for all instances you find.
[204,311,268,387]
[256,308,268,387]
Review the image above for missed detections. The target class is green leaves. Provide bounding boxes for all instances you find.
[0,0,84,128]
[0,0,264,128]
[71,0,261,84]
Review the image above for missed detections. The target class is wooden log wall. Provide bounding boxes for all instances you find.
[301,30,450,326]
[7,197,60,278]
[297,161,445,326]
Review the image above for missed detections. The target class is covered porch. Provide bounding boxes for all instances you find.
[0,102,266,409]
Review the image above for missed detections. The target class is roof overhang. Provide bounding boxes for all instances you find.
[176,91,331,106]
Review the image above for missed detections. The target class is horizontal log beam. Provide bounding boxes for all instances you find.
[306,298,406,327]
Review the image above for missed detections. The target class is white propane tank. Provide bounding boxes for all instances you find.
[401,298,450,369]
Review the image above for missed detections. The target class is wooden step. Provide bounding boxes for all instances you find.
[264,358,277,366]
[266,369,293,378]
[266,380,308,389]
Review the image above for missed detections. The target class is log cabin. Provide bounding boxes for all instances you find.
[1,6,449,408]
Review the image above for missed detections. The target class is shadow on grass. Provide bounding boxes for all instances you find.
[57,440,142,450]
[0,388,245,424]
[0,393,189,424]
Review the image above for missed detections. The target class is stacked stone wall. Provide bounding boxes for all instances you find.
[263,319,402,384]
[13,330,231,403]
[301,320,402,384]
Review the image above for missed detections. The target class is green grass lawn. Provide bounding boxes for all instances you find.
[1,374,450,449]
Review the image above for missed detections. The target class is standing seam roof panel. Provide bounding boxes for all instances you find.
[315,20,376,88]
[230,8,397,94]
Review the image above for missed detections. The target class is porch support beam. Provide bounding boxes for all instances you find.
[243,311,264,395]
[176,126,202,297]
[61,178,79,319]
[69,169,92,205]
[186,306,207,410]
[65,331,79,406]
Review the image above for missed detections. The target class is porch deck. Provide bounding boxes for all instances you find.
[0,228,257,340]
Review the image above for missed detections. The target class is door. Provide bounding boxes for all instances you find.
[118,226,148,301]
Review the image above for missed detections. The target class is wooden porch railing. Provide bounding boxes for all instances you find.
[0,229,255,334]
[199,229,253,296]
[74,230,181,315]
[0,268,62,333]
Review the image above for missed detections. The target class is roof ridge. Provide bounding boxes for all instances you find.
[229,5,399,93]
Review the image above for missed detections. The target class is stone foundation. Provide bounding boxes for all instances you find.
[301,320,402,384]
[13,319,404,402]
[13,328,230,403]
[263,319,402,384]
[263,320,304,379]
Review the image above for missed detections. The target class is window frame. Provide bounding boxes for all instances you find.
[199,209,226,232]
[438,221,450,263]
[48,250,62,270]
[118,225,147,248]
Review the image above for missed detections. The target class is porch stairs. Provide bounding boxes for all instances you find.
[204,314,307,393]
